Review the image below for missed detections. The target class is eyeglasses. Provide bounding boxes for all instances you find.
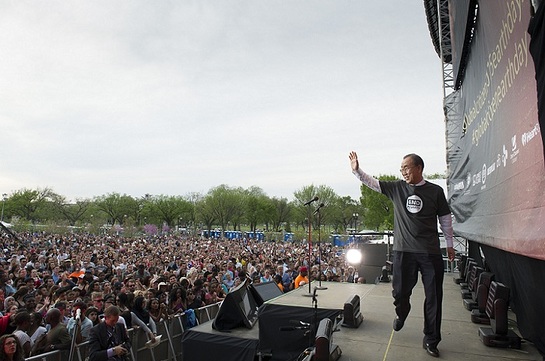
[399,165,415,173]
[4,340,17,346]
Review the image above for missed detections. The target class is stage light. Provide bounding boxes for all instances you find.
[379,266,390,283]
[346,249,362,265]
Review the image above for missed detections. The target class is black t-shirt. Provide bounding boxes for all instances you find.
[380,180,451,254]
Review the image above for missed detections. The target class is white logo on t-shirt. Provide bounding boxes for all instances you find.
[406,195,423,214]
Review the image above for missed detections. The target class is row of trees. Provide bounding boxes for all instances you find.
[1,180,400,237]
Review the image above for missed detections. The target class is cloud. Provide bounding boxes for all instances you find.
[0,1,446,202]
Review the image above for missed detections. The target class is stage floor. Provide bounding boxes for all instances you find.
[183,276,542,361]
[269,281,374,308]
[333,274,542,360]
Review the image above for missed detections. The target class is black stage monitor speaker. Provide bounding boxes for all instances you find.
[251,282,283,305]
[359,243,388,267]
[212,280,259,331]
[314,318,342,361]
[341,294,363,328]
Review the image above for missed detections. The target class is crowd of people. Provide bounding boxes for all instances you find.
[0,231,363,359]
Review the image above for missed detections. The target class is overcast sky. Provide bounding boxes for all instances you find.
[1,1,446,202]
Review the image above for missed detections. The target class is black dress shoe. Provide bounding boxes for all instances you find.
[393,317,404,331]
[423,343,440,357]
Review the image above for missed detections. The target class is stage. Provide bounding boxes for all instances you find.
[181,277,542,361]
[181,281,371,361]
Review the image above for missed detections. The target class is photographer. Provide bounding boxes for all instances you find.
[88,306,131,361]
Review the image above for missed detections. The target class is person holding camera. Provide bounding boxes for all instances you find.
[88,306,131,361]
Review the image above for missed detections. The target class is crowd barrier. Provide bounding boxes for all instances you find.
[24,301,222,361]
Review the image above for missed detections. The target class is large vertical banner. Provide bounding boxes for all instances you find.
[448,0,477,88]
[447,0,545,260]
[528,1,545,156]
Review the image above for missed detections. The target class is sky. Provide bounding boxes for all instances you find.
[1,1,447,202]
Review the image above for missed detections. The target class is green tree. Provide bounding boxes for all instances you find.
[293,185,339,229]
[229,187,246,231]
[184,192,201,235]
[50,194,91,226]
[195,196,216,235]
[9,188,55,222]
[359,175,396,231]
[270,197,291,232]
[195,185,246,233]
[94,193,138,225]
[426,172,446,179]
[329,195,360,233]
[84,202,108,234]
[245,186,271,233]
[149,195,192,227]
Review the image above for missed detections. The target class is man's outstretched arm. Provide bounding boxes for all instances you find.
[349,151,381,193]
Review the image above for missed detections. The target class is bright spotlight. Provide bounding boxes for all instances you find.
[346,249,362,265]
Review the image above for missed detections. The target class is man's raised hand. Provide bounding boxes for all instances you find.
[349,151,359,171]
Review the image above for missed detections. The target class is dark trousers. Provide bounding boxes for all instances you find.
[392,251,444,346]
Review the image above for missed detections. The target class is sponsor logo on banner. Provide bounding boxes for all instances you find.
[510,134,519,162]
[521,123,540,146]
